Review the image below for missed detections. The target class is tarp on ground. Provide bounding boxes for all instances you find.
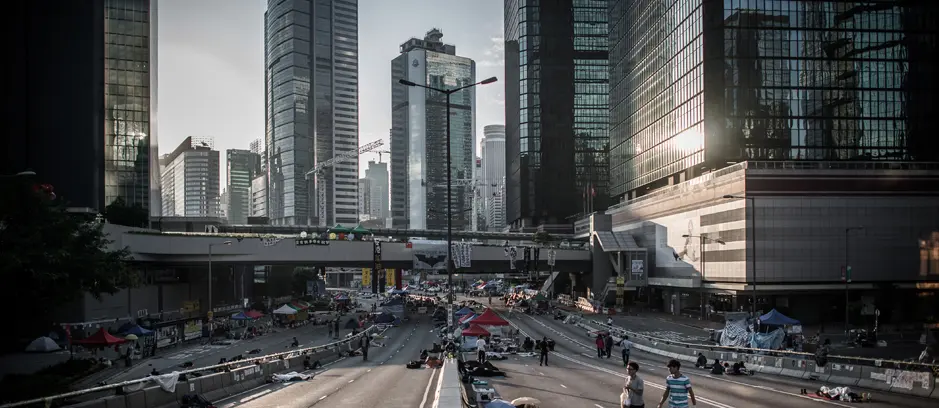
[469,309,509,326]
[759,309,800,326]
[454,307,474,316]
[25,336,60,352]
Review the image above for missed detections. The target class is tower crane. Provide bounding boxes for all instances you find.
[304,140,384,226]
[373,150,391,163]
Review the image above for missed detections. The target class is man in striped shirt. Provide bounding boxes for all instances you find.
[657,359,696,408]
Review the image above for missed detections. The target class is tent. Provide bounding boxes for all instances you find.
[122,325,154,336]
[759,309,800,326]
[454,307,474,316]
[375,313,396,324]
[530,293,548,302]
[290,301,309,310]
[352,224,372,235]
[231,312,253,320]
[273,304,298,315]
[382,297,406,316]
[470,309,509,326]
[72,328,127,347]
[459,313,476,324]
[462,323,490,337]
[335,294,350,301]
[244,310,265,319]
[25,336,60,353]
[328,224,351,234]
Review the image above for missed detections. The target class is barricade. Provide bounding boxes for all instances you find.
[802,360,831,382]
[435,359,462,408]
[776,358,807,379]
[856,366,893,392]
[825,362,863,386]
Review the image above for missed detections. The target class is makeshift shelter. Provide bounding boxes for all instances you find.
[375,313,396,324]
[530,293,548,302]
[462,323,490,337]
[470,309,509,326]
[25,336,60,353]
[244,310,265,319]
[72,328,127,347]
[121,325,154,336]
[328,224,351,234]
[454,307,474,316]
[459,313,476,324]
[335,294,350,301]
[382,297,406,317]
[231,312,253,320]
[273,304,298,315]
[351,224,371,235]
[759,309,800,326]
[290,301,310,310]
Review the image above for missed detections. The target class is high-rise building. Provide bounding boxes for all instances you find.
[250,175,267,217]
[357,178,371,220]
[219,188,229,220]
[4,0,159,215]
[226,149,261,224]
[390,29,476,231]
[608,0,939,200]
[264,0,359,226]
[160,137,220,217]
[504,0,610,232]
[364,160,389,220]
[480,125,506,231]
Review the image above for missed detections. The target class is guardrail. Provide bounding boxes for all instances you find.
[571,318,938,399]
[0,326,378,408]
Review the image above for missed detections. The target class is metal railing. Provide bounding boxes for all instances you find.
[0,326,379,408]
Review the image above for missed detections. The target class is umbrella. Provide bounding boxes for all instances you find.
[124,334,139,341]
[511,397,541,406]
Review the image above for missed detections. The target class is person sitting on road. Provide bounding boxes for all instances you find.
[731,361,748,375]
[710,359,724,375]
[695,353,708,368]
[523,337,535,351]
[291,337,299,347]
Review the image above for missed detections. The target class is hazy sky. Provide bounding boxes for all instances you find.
[158,0,505,188]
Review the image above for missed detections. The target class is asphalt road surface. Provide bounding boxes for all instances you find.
[491,308,936,408]
[218,316,442,408]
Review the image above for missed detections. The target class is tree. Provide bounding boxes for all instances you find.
[532,231,556,245]
[104,197,149,228]
[0,178,137,350]
[292,267,317,296]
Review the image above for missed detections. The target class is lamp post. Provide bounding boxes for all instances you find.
[398,76,498,330]
[683,234,726,319]
[723,195,757,318]
[844,226,864,336]
[208,241,233,317]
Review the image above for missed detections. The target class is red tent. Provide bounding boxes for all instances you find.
[72,328,127,347]
[244,310,264,319]
[470,309,509,326]
[462,323,490,337]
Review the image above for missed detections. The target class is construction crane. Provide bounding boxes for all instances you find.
[304,140,384,226]
[373,150,391,163]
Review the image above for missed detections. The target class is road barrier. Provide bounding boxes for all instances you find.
[434,358,462,408]
[0,327,379,408]
[571,317,938,400]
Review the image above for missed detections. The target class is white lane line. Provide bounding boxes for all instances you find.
[431,359,449,408]
[238,389,271,403]
[419,363,439,408]
[318,395,327,400]
[348,379,355,383]
[594,404,605,408]
[559,384,567,388]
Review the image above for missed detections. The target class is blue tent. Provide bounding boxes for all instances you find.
[454,307,474,316]
[375,313,396,324]
[231,312,253,320]
[122,325,154,336]
[759,309,800,326]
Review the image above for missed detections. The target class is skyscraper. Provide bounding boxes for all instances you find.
[608,0,939,200]
[390,29,476,231]
[4,0,158,215]
[364,160,389,220]
[480,124,506,231]
[160,137,220,218]
[226,149,261,224]
[504,0,610,232]
[357,178,371,220]
[264,0,359,226]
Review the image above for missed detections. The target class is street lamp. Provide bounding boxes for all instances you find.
[398,76,498,329]
[683,234,726,319]
[845,226,864,336]
[723,194,757,318]
[208,241,233,316]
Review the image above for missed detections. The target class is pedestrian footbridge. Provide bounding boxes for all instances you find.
[108,226,591,273]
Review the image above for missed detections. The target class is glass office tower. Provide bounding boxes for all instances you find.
[608,0,939,200]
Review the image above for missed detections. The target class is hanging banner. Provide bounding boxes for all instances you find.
[385,268,396,287]
[547,249,557,266]
[362,268,371,287]
[372,241,382,293]
[508,246,518,270]
[395,269,403,290]
[413,244,448,270]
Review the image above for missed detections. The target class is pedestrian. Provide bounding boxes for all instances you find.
[360,334,370,361]
[620,335,633,367]
[476,336,487,363]
[623,362,645,408]
[605,333,614,358]
[333,318,340,339]
[538,336,549,366]
[595,334,605,358]
[657,359,696,408]
[328,323,333,338]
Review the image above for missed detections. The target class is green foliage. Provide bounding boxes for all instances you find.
[532,231,556,243]
[104,197,149,228]
[0,179,137,350]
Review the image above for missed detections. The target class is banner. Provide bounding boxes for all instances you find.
[385,268,396,287]
[372,241,382,293]
[413,244,448,270]
[506,246,518,270]
[450,242,473,268]
[362,268,371,287]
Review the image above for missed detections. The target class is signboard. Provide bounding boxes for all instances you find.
[372,241,382,293]
[183,320,203,341]
[296,238,329,246]
[362,268,371,286]
[385,269,396,287]
[631,260,644,278]
[182,301,200,313]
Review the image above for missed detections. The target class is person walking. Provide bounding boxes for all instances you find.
[595,334,605,358]
[657,360,696,408]
[476,336,487,363]
[360,333,370,361]
[619,335,633,366]
[538,336,550,366]
[623,362,645,408]
[333,318,340,339]
[605,333,614,358]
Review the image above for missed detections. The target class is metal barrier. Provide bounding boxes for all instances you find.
[0,326,378,408]
[434,358,462,408]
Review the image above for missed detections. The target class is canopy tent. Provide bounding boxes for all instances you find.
[459,313,477,324]
[462,323,490,337]
[231,312,254,320]
[328,224,351,233]
[72,328,127,347]
[530,293,548,302]
[374,313,396,324]
[470,309,509,326]
[759,309,800,326]
[121,325,154,336]
[351,224,372,235]
[25,336,60,353]
[244,310,265,319]
[290,301,309,310]
[454,307,474,316]
[273,304,298,315]
[334,294,350,301]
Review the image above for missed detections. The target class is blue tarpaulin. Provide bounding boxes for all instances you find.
[759,309,800,326]
[121,325,154,336]
[231,312,253,321]
[454,307,474,316]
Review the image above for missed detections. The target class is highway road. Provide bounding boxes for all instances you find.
[491,308,937,408]
[217,316,442,408]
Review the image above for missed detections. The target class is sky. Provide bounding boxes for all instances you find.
[157,0,506,189]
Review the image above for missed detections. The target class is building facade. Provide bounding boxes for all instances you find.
[357,178,371,220]
[481,124,506,231]
[4,0,158,215]
[160,137,220,218]
[264,0,359,226]
[504,0,610,232]
[226,149,262,224]
[250,175,267,217]
[608,0,939,201]
[390,29,476,231]
[364,160,389,220]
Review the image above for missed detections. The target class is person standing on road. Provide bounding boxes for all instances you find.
[657,360,696,408]
[604,333,614,358]
[328,322,333,338]
[595,334,605,358]
[623,362,645,408]
[360,333,370,361]
[619,335,633,366]
[538,336,550,366]
[333,318,340,339]
[476,336,487,362]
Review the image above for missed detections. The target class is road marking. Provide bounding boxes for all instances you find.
[594,404,605,408]
[419,362,439,408]
[238,389,271,403]
[431,359,448,408]
[559,384,567,388]
[318,395,327,400]
[348,379,355,383]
